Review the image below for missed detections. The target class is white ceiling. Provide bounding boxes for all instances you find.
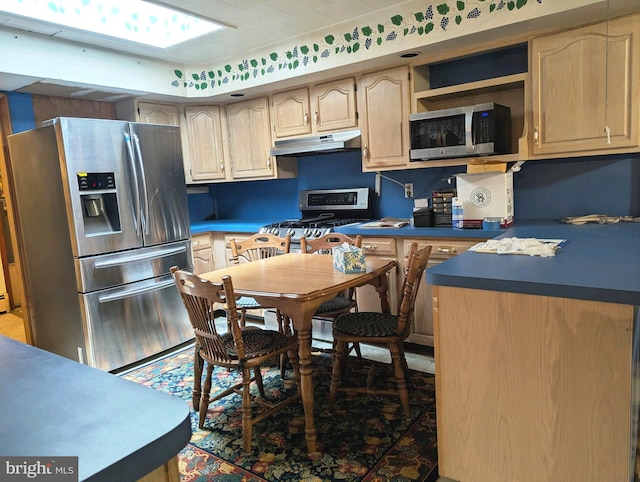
[0,0,410,65]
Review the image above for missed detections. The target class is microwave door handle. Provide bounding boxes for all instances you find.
[466,106,475,155]
[124,132,142,235]
[132,133,150,236]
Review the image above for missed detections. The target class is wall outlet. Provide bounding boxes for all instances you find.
[404,183,414,198]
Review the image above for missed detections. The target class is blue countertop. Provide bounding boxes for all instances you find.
[191,219,503,238]
[0,336,192,481]
[426,221,640,306]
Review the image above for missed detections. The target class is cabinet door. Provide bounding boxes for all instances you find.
[405,238,483,347]
[226,97,275,179]
[311,77,357,133]
[271,88,311,138]
[356,237,399,315]
[358,66,410,170]
[531,14,639,156]
[137,102,180,126]
[191,234,214,275]
[183,105,228,181]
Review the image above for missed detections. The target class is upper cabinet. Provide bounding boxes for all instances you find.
[530,14,639,157]
[271,77,357,138]
[226,96,297,180]
[182,105,228,183]
[116,100,180,125]
[358,66,411,171]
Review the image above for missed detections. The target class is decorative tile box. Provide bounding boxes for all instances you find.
[332,245,365,273]
[455,171,514,227]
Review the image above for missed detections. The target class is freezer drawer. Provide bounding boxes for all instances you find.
[74,240,191,292]
[79,273,193,372]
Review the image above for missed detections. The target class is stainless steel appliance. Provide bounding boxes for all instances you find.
[259,187,374,249]
[7,117,193,372]
[409,102,511,161]
[270,129,361,157]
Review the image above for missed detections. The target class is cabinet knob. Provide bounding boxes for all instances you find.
[363,144,369,159]
[533,126,539,146]
[267,158,272,169]
[314,111,319,125]
[219,162,224,172]
[304,112,309,125]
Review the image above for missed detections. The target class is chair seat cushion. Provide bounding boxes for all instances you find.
[315,296,355,314]
[221,329,289,358]
[333,312,398,338]
[235,296,262,309]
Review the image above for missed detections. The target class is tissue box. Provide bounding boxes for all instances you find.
[332,246,365,273]
[456,171,514,227]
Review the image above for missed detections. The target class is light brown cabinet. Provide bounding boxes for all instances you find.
[530,13,640,157]
[358,66,411,171]
[271,77,357,139]
[182,105,228,182]
[357,237,399,315]
[191,233,214,275]
[403,238,482,346]
[116,100,180,125]
[226,97,297,180]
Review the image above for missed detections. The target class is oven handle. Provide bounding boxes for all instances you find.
[98,279,175,303]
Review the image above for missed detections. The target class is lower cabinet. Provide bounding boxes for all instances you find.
[404,237,484,346]
[357,235,483,347]
[191,233,214,275]
[357,237,400,315]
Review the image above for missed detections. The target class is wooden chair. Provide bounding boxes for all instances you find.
[170,266,300,454]
[300,233,363,357]
[230,233,292,377]
[229,233,291,328]
[327,242,432,419]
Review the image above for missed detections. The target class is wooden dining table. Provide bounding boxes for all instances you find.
[199,252,397,456]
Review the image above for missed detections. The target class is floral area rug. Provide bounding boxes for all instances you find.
[122,345,439,481]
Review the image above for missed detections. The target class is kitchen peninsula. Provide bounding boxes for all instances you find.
[0,336,192,482]
[426,221,640,482]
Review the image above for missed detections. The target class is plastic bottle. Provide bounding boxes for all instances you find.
[452,197,464,230]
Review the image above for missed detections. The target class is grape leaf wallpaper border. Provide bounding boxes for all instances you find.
[172,0,541,93]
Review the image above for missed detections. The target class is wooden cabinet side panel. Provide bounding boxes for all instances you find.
[435,286,634,482]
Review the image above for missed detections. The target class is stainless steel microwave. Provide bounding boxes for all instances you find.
[409,103,511,161]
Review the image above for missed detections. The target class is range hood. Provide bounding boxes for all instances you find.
[270,129,361,157]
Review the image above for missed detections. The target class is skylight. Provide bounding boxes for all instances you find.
[1,0,223,48]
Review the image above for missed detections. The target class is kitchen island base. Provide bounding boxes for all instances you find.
[433,286,638,482]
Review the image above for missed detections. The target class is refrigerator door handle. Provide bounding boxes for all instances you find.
[132,133,150,236]
[98,279,176,303]
[124,132,142,235]
[92,245,188,269]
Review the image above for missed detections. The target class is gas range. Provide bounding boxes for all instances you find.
[259,188,374,243]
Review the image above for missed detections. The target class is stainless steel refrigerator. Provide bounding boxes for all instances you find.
[7,117,194,372]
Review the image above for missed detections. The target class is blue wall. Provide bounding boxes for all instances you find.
[5,91,639,223]
[202,150,640,222]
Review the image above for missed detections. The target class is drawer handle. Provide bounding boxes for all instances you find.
[363,244,378,250]
[437,247,457,254]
